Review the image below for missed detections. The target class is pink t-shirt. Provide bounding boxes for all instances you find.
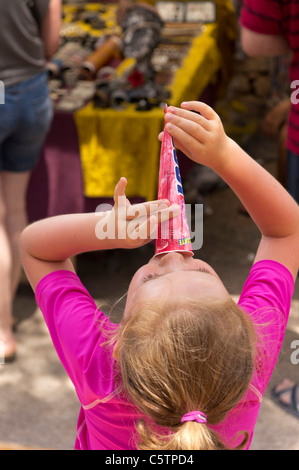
[36,260,294,450]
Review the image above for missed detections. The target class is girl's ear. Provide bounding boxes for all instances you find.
[113,342,120,360]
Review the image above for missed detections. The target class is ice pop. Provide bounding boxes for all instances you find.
[155,105,193,256]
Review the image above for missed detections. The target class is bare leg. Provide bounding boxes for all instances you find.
[1,171,31,295]
[0,178,14,357]
[0,171,31,358]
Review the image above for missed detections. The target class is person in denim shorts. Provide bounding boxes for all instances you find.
[0,0,61,361]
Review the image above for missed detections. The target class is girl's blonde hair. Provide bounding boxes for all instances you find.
[112,297,256,450]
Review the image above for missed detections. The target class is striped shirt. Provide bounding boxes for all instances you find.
[240,0,299,155]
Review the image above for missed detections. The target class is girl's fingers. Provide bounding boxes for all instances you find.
[142,200,170,211]
[165,121,204,158]
[137,214,159,241]
[126,201,179,221]
[158,131,191,157]
[114,177,128,206]
[181,101,217,120]
[148,215,158,239]
[126,200,169,219]
[165,105,211,132]
[165,111,207,143]
[127,204,181,240]
[158,203,181,224]
[129,205,180,242]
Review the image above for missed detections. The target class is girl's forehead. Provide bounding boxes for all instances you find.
[131,270,229,304]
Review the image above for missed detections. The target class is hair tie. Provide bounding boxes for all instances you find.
[181,411,207,424]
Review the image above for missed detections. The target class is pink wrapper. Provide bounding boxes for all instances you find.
[155,106,193,256]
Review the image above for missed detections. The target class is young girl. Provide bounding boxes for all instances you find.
[20,101,299,450]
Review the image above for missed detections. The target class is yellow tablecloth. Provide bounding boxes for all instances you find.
[74,23,221,200]
[74,105,164,200]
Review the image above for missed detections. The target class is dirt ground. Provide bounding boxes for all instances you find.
[0,131,299,450]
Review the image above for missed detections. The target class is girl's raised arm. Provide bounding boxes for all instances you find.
[163,102,299,280]
[20,178,179,291]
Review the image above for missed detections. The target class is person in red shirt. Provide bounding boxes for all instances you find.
[240,0,299,421]
[240,0,299,205]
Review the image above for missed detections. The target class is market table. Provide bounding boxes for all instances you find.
[26,7,232,222]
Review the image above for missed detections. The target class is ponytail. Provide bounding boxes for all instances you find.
[116,297,256,450]
[136,420,227,450]
[137,420,250,450]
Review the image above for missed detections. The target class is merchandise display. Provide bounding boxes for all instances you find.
[27,1,235,219]
[48,2,211,112]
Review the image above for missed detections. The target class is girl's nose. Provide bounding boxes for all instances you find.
[158,251,187,267]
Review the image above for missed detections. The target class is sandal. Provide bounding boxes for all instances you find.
[0,339,17,364]
[1,349,17,364]
[271,382,299,419]
[4,350,17,363]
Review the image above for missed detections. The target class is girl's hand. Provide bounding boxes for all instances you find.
[102,177,180,249]
[159,102,231,172]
